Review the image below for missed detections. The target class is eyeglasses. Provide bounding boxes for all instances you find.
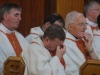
[71,23,88,27]
[77,23,88,27]
[91,9,100,12]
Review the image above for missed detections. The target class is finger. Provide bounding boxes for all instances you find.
[62,44,66,50]
[57,46,60,50]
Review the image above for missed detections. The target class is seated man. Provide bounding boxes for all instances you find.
[26,13,66,43]
[0,3,29,75]
[22,24,78,75]
[92,14,100,59]
[84,1,100,36]
[64,11,98,75]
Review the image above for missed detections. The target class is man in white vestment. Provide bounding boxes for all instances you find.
[64,11,98,75]
[92,15,100,59]
[26,13,66,43]
[0,3,29,75]
[22,24,78,75]
[84,1,100,36]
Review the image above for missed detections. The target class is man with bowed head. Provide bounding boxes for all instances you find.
[22,24,78,75]
[0,3,29,75]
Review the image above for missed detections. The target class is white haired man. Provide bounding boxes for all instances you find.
[64,11,98,75]
[84,1,100,36]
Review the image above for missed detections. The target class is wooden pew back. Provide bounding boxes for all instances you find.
[80,60,100,75]
[3,56,25,75]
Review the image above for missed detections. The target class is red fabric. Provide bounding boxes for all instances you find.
[30,32,39,35]
[50,52,66,69]
[6,32,22,57]
[66,38,91,60]
[90,25,98,31]
[75,39,91,60]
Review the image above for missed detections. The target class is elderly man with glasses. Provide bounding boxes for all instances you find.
[84,1,100,36]
[64,11,98,75]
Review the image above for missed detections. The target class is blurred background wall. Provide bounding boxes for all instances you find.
[0,0,99,37]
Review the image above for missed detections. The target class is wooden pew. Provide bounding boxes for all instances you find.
[3,56,25,75]
[80,60,100,75]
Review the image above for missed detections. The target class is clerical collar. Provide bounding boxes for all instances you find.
[69,32,79,40]
[40,26,44,32]
[1,23,14,34]
[40,35,43,41]
[86,18,97,27]
[87,17,96,23]
[73,35,79,40]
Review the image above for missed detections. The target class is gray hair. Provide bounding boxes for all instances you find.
[65,11,83,30]
[0,3,22,21]
[84,1,100,16]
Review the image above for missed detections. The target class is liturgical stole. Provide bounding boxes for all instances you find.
[0,30,22,56]
[50,52,66,69]
[66,38,91,60]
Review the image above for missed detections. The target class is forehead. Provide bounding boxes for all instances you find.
[51,38,64,44]
[9,8,21,14]
[93,4,100,8]
[76,15,86,23]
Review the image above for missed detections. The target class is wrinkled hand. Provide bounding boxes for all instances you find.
[84,33,93,51]
[56,44,66,60]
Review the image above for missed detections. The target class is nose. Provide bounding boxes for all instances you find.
[19,15,21,21]
[17,14,21,21]
[83,24,87,30]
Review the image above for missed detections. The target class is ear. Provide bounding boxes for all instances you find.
[68,24,74,31]
[43,37,50,45]
[4,13,8,20]
[45,22,51,28]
